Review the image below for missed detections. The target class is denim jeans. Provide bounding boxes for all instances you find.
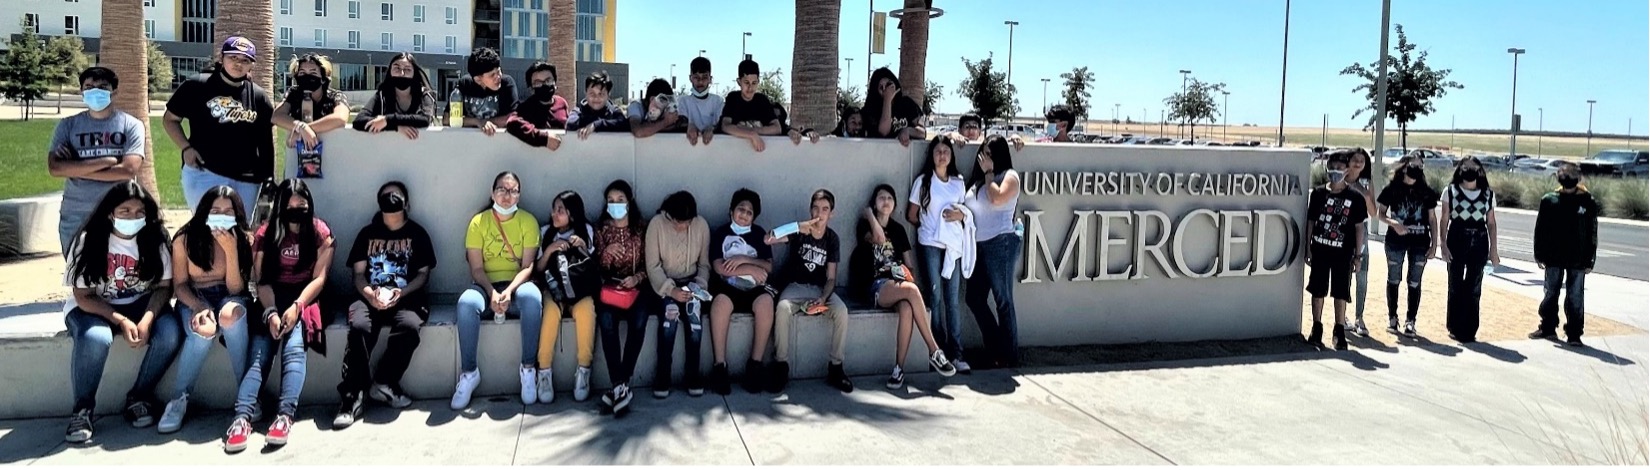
[66,296,183,412]
[1538,268,1587,339]
[1445,226,1490,341]
[597,289,655,387]
[918,244,965,361]
[655,295,704,382]
[965,233,1021,366]
[339,301,426,397]
[1353,245,1370,321]
[180,165,262,215]
[456,282,544,372]
[171,284,252,400]
[1384,242,1429,322]
[235,316,306,418]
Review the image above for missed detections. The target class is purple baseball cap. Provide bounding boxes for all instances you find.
[222,36,257,62]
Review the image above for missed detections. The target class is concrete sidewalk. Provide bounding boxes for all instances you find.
[2,333,1643,465]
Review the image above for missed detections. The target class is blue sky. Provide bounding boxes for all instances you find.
[616,0,1647,134]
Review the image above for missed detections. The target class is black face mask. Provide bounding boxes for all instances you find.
[378,192,406,214]
[284,207,313,224]
[1459,170,1480,183]
[1558,175,1580,189]
[1405,166,1425,182]
[296,74,324,92]
[533,84,556,101]
[384,75,415,91]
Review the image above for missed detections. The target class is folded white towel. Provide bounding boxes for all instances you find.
[939,204,977,280]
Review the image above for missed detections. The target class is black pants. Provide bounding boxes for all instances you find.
[1445,226,1489,341]
[597,288,655,387]
[338,300,426,397]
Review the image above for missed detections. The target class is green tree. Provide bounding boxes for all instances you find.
[956,55,1018,125]
[837,85,863,115]
[1060,66,1094,121]
[1340,24,1463,150]
[758,67,787,109]
[146,40,173,93]
[43,35,91,90]
[921,80,943,117]
[0,22,51,120]
[1163,78,1225,141]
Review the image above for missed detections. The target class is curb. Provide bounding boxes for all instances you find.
[1495,207,1650,227]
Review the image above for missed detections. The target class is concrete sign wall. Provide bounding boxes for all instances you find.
[293,130,1308,346]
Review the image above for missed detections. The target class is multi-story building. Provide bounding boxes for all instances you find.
[3,0,626,101]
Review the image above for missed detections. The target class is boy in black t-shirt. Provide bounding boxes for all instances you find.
[719,60,782,152]
[768,190,849,394]
[567,71,631,140]
[456,48,517,136]
[1304,149,1369,350]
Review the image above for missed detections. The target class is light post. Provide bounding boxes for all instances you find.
[742,32,751,60]
[698,49,705,57]
[1587,99,1597,155]
[1113,103,1120,135]
[1507,47,1525,158]
[1041,78,1050,112]
[844,57,854,91]
[1221,90,1230,142]
[1004,21,1019,91]
[670,63,676,90]
[1277,0,1291,146]
[1178,69,1191,139]
[1537,107,1543,156]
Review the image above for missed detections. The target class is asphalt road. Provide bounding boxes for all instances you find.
[1375,210,1647,281]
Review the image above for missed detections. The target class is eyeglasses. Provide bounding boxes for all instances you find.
[493,188,521,196]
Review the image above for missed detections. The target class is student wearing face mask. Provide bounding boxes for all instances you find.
[1039,105,1076,143]
[353,53,437,140]
[60,181,181,444]
[1438,156,1500,344]
[505,62,571,151]
[679,57,723,146]
[1374,156,1439,338]
[943,113,1025,150]
[454,172,544,410]
[1303,149,1370,351]
[567,71,631,140]
[274,54,350,149]
[164,36,276,213]
[629,78,687,138]
[1530,162,1597,348]
[47,67,147,251]
[158,186,254,435]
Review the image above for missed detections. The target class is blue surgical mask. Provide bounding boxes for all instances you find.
[493,203,518,216]
[83,89,112,112]
[1327,170,1347,184]
[730,222,751,236]
[205,214,238,231]
[771,221,801,239]
[1044,122,1059,138]
[112,216,146,237]
[606,203,627,220]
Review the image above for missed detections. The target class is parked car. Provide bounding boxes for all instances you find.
[1514,158,1564,177]
[1148,137,1177,145]
[1380,148,1410,164]
[987,124,1040,140]
[931,125,956,135]
[1478,155,1514,171]
[1577,149,1650,178]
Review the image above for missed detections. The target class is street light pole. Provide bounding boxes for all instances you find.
[1004,20,1019,99]
[1113,103,1120,135]
[1041,78,1050,112]
[1507,47,1525,158]
[742,32,751,60]
[699,49,705,57]
[670,63,676,90]
[1587,99,1597,155]
[1537,107,1543,156]
[1221,90,1230,142]
[1178,69,1191,139]
[1370,0,1392,198]
[1277,0,1291,147]
[844,57,854,91]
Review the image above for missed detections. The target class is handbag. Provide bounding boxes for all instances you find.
[599,284,640,309]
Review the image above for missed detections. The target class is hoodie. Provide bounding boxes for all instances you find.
[566,99,631,133]
[1533,187,1600,270]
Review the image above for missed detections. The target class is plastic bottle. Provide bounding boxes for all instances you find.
[1014,217,1025,238]
[447,87,464,127]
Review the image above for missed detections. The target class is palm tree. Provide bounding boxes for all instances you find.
[549,0,576,103]
[896,0,930,115]
[790,0,840,131]
[215,0,275,92]
[100,0,155,196]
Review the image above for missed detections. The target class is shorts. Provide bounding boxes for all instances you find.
[711,283,777,313]
[1306,245,1353,302]
[869,279,895,306]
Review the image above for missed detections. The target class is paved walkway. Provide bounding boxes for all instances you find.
[1,331,1642,465]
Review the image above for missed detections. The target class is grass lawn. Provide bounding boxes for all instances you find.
[0,117,285,209]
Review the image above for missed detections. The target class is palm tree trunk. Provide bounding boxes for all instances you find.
[101,0,155,197]
[549,0,576,103]
[791,0,840,131]
[896,0,929,116]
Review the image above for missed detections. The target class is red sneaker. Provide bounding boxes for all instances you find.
[265,414,294,446]
[223,416,252,453]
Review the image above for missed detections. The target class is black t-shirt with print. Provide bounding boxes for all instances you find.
[280,87,350,122]
[859,94,923,138]
[708,224,772,292]
[165,73,276,182]
[780,228,839,288]
[850,220,912,301]
[1375,183,1439,249]
[1307,186,1370,261]
[719,92,776,132]
[346,219,438,311]
[457,74,518,121]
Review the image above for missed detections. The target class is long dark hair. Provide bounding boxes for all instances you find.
[1451,155,1492,192]
[864,67,901,105]
[70,181,168,289]
[599,179,645,235]
[372,180,410,227]
[917,135,962,211]
[966,135,1016,193]
[259,178,319,284]
[856,183,900,242]
[379,52,434,109]
[1388,156,1437,194]
[479,171,521,215]
[552,190,591,236]
[1348,147,1373,185]
[177,185,252,280]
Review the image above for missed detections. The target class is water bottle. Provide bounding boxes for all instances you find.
[1484,262,1496,277]
[447,87,464,127]
[493,308,506,325]
[1014,217,1025,238]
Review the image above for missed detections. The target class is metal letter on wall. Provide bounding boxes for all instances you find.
[1094,211,1133,281]
[1021,210,1096,283]
[1172,209,1221,279]
[1252,209,1299,276]
[1216,210,1255,277]
[1130,210,1176,280]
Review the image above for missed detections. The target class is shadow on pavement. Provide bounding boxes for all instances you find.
[1552,342,1638,366]
[0,416,63,464]
[1395,335,1464,357]
[1461,342,1529,363]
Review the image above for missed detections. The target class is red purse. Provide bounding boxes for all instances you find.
[600,285,639,309]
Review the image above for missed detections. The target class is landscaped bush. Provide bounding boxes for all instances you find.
[1304,165,1648,220]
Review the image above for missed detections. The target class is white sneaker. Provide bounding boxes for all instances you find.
[157,394,188,434]
[369,383,413,409]
[536,369,555,404]
[451,370,481,410]
[573,366,592,402]
[520,365,538,405]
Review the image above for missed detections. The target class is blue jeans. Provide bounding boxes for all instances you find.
[171,284,253,400]
[918,244,965,361]
[456,282,544,372]
[66,296,183,412]
[235,315,306,418]
[1353,245,1370,320]
[1385,242,1429,321]
[1538,268,1587,339]
[965,233,1021,366]
[180,165,261,213]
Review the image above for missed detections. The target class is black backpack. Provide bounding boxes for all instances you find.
[545,242,600,304]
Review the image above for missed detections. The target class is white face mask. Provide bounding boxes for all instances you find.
[1327,170,1347,184]
[493,203,518,216]
[112,217,146,237]
[730,222,752,236]
[205,214,238,231]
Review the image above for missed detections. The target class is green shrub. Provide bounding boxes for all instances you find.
[1596,178,1649,219]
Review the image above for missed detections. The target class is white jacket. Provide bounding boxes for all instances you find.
[937,203,977,280]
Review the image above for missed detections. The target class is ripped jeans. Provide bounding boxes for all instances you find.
[1385,242,1430,322]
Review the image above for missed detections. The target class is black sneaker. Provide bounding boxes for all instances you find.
[885,365,905,389]
[123,398,155,428]
[1305,321,1323,347]
[742,360,765,394]
[332,393,363,429]
[1332,324,1348,351]
[686,368,706,397]
[1402,321,1418,338]
[611,383,632,416]
[1386,316,1400,335]
[766,361,790,394]
[652,372,672,399]
[826,363,853,393]
[1567,337,1585,347]
[65,409,93,443]
[710,363,731,396]
[1528,330,1558,341]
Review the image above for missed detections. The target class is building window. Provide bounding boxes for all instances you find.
[64,15,78,35]
[279,0,290,14]
[577,0,604,15]
[413,34,425,52]
[348,0,359,18]
[23,14,39,34]
[380,2,392,20]
[348,30,360,49]
[144,0,156,6]
[445,35,456,54]
[380,32,392,51]
[576,15,595,41]
[314,0,327,17]
[445,6,457,24]
[145,19,156,39]
[279,26,292,46]
[314,28,326,47]
[336,63,368,91]
[413,5,424,23]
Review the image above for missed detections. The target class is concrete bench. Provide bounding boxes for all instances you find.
[0,293,935,420]
[0,193,61,256]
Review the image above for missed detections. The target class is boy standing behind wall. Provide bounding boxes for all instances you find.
[680,57,723,146]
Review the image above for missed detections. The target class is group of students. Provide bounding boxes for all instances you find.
[1303,148,1599,350]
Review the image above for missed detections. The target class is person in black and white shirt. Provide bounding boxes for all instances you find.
[1438,156,1500,344]
[1303,149,1369,351]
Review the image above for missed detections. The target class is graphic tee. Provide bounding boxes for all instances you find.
[465,211,541,283]
[1376,183,1439,249]
[165,73,276,182]
[1307,187,1369,260]
[50,111,147,244]
[708,224,771,291]
[457,74,519,121]
[63,233,173,305]
[346,219,438,310]
[253,219,334,286]
[280,87,350,123]
[850,219,913,300]
[780,228,839,288]
[859,94,923,138]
